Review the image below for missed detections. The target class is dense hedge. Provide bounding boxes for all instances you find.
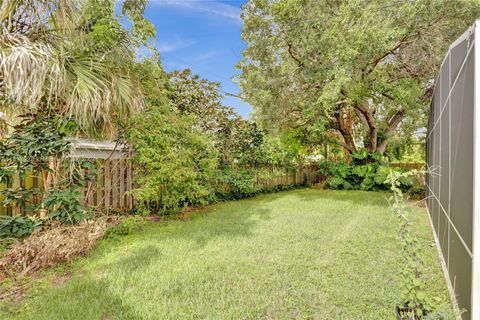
[318,151,424,197]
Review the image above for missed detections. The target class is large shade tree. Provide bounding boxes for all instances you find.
[238,0,480,154]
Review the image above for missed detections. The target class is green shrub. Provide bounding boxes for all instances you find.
[42,187,86,224]
[128,104,218,215]
[0,215,42,239]
[424,310,454,320]
[319,152,423,195]
[215,167,261,200]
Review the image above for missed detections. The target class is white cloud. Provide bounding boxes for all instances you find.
[150,0,242,25]
[194,50,217,62]
[156,37,196,53]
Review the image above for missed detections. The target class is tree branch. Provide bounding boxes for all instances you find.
[362,35,411,77]
[287,43,304,67]
[354,102,378,152]
[377,108,406,154]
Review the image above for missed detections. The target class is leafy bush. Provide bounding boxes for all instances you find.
[42,187,86,224]
[215,167,261,200]
[0,113,92,229]
[0,215,42,239]
[389,170,434,319]
[424,310,454,320]
[128,103,218,214]
[215,166,305,201]
[319,152,424,196]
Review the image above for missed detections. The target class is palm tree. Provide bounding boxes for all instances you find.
[0,0,154,217]
[0,0,151,137]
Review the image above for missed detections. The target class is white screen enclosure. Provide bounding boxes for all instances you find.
[426,20,480,320]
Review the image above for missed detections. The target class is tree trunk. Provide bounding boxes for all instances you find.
[334,111,356,153]
[354,102,378,153]
[376,108,405,154]
[334,103,405,156]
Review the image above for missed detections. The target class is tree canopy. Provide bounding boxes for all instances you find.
[238,0,480,155]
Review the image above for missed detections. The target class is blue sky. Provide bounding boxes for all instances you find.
[144,0,251,117]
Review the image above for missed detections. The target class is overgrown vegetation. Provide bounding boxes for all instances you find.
[387,170,450,320]
[238,0,480,156]
[127,61,304,214]
[319,151,424,196]
[0,0,155,236]
[0,114,90,238]
[0,216,41,239]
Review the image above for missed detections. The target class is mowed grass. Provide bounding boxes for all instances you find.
[1,189,451,319]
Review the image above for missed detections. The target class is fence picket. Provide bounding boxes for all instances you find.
[0,160,326,215]
[119,159,125,209]
[104,160,111,209]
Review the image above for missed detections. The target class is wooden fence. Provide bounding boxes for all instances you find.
[0,159,134,216]
[80,159,134,212]
[0,162,320,216]
[0,160,423,216]
[256,165,320,188]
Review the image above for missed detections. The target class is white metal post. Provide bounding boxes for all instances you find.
[472,19,480,320]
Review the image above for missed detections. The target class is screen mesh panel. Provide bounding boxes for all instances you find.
[426,25,477,320]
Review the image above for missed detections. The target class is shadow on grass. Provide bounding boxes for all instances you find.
[1,274,143,320]
[293,188,390,208]
[136,195,278,248]
[130,189,389,252]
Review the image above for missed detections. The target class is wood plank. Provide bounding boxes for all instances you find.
[0,182,5,216]
[104,160,111,208]
[87,164,94,206]
[96,160,103,208]
[12,174,20,215]
[119,159,125,209]
[126,160,133,209]
[112,160,119,209]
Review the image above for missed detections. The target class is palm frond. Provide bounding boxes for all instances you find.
[0,0,145,138]
[0,33,52,110]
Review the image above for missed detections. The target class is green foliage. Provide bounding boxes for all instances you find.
[0,215,42,239]
[0,114,74,182]
[389,170,434,319]
[424,310,454,320]
[385,134,425,163]
[319,151,423,195]
[0,0,154,136]
[129,104,218,214]
[42,187,85,224]
[0,188,41,211]
[0,114,90,229]
[127,60,218,214]
[216,168,261,200]
[238,0,480,154]
[128,60,304,214]
[169,69,235,138]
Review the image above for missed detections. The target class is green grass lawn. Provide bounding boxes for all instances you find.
[1,189,451,320]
